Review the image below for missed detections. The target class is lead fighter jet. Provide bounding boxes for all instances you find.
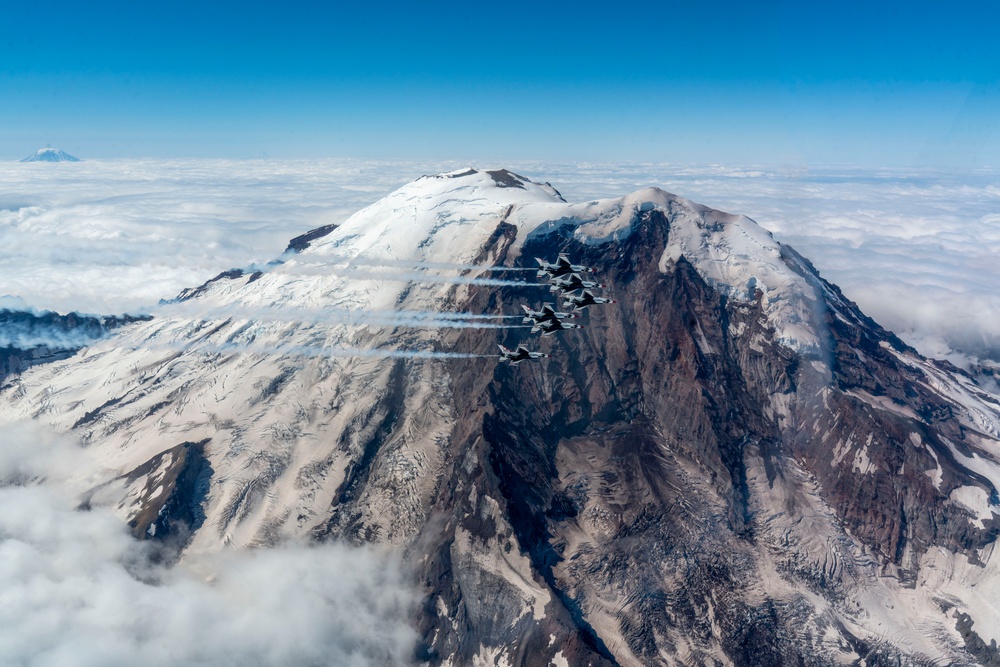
[536,254,594,279]
[549,272,605,294]
[521,303,577,326]
[563,289,616,311]
[498,344,548,365]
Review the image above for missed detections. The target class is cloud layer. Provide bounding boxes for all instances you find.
[0,423,417,667]
[2,159,998,366]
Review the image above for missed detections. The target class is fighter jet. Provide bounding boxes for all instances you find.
[563,289,616,311]
[549,272,605,294]
[521,303,577,326]
[498,344,548,365]
[532,318,584,336]
[535,254,594,279]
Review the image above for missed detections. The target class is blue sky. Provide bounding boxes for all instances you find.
[2,0,998,165]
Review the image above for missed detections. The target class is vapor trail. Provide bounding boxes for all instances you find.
[156,302,531,330]
[276,264,546,288]
[306,254,537,272]
[135,339,494,361]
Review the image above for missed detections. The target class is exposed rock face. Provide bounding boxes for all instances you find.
[284,223,339,254]
[3,169,1000,665]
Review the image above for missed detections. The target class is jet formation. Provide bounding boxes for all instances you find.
[498,253,614,365]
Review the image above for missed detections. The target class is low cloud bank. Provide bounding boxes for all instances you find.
[0,423,418,667]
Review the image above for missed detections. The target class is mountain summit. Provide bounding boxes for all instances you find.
[19,147,81,162]
[3,168,1000,665]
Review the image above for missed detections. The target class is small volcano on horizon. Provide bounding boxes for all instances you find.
[20,147,81,163]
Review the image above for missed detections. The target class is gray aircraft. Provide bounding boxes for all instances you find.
[521,303,578,326]
[549,272,605,294]
[498,344,548,365]
[563,289,616,311]
[535,254,594,279]
[532,318,584,336]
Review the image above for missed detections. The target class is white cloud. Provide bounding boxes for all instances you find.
[0,422,418,667]
[3,159,999,366]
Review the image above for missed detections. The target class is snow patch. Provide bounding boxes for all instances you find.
[948,486,997,529]
[473,646,512,667]
[453,525,550,623]
[852,446,875,476]
[924,445,944,491]
[919,544,1000,648]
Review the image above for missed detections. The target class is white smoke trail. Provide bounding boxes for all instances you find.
[303,253,537,273]
[133,338,495,361]
[156,302,532,331]
[274,263,548,288]
[401,311,523,321]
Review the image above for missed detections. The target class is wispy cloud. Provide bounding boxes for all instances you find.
[0,422,418,666]
[0,322,105,351]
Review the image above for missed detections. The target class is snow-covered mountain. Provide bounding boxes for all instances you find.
[3,167,1000,665]
[19,147,81,162]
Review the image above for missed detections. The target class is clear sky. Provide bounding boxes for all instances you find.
[2,0,998,166]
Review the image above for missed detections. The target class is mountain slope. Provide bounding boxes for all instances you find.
[3,168,1000,665]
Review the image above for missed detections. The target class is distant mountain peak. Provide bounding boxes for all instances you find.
[19,147,81,163]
